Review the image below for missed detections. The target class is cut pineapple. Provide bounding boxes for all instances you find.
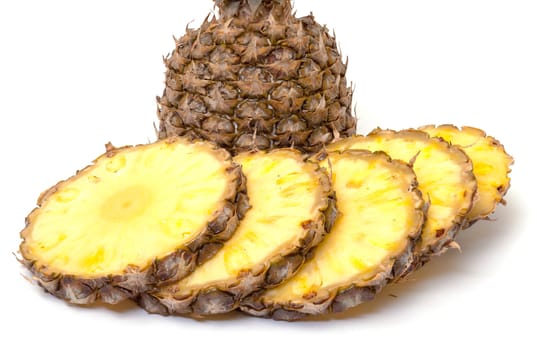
[19,137,247,304]
[420,125,513,225]
[240,150,425,320]
[137,149,336,316]
[327,129,477,261]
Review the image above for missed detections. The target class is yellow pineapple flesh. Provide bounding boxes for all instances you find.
[137,149,335,316]
[19,138,247,304]
[240,150,425,320]
[327,130,477,258]
[420,125,513,225]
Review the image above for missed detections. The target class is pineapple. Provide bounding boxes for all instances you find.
[137,149,336,316]
[240,150,425,320]
[327,129,477,266]
[157,0,356,154]
[18,138,247,304]
[420,125,513,226]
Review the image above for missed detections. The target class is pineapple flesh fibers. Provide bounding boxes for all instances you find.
[240,150,425,320]
[137,149,336,316]
[19,138,247,305]
[327,130,477,262]
[157,0,356,154]
[420,125,513,226]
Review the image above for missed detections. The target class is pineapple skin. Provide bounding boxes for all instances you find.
[240,150,425,321]
[157,0,356,154]
[18,138,249,305]
[136,149,337,316]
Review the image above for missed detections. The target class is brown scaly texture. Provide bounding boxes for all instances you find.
[157,0,356,154]
[19,138,248,305]
[136,149,337,316]
[240,150,425,320]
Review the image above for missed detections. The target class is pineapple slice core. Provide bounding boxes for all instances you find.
[175,150,325,291]
[264,152,422,302]
[420,125,512,221]
[101,185,152,221]
[328,132,475,253]
[24,141,232,277]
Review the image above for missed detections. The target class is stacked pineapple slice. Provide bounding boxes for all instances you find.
[326,129,478,270]
[19,125,512,319]
[137,149,335,316]
[241,150,426,320]
[19,138,247,304]
[18,0,514,321]
[420,125,513,225]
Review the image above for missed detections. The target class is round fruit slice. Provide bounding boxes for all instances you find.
[240,150,425,320]
[420,125,513,226]
[19,137,247,304]
[137,149,336,316]
[327,129,477,263]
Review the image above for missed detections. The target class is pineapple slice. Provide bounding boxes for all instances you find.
[327,129,477,261]
[240,150,425,320]
[19,138,247,304]
[420,125,513,225]
[137,149,336,316]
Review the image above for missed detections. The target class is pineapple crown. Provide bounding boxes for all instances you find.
[213,0,291,19]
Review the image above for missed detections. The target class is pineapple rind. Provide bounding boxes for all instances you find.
[19,137,248,305]
[137,149,336,316]
[420,124,513,226]
[240,150,425,320]
[157,0,356,154]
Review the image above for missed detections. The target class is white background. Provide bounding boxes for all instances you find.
[1,0,535,349]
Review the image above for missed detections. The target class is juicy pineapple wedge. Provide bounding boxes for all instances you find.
[327,129,477,263]
[137,149,336,316]
[420,125,513,225]
[19,138,247,304]
[241,150,425,320]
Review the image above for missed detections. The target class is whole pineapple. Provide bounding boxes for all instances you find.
[157,0,356,154]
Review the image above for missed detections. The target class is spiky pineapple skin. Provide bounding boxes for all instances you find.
[157,0,356,154]
[19,138,248,305]
[136,149,337,316]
